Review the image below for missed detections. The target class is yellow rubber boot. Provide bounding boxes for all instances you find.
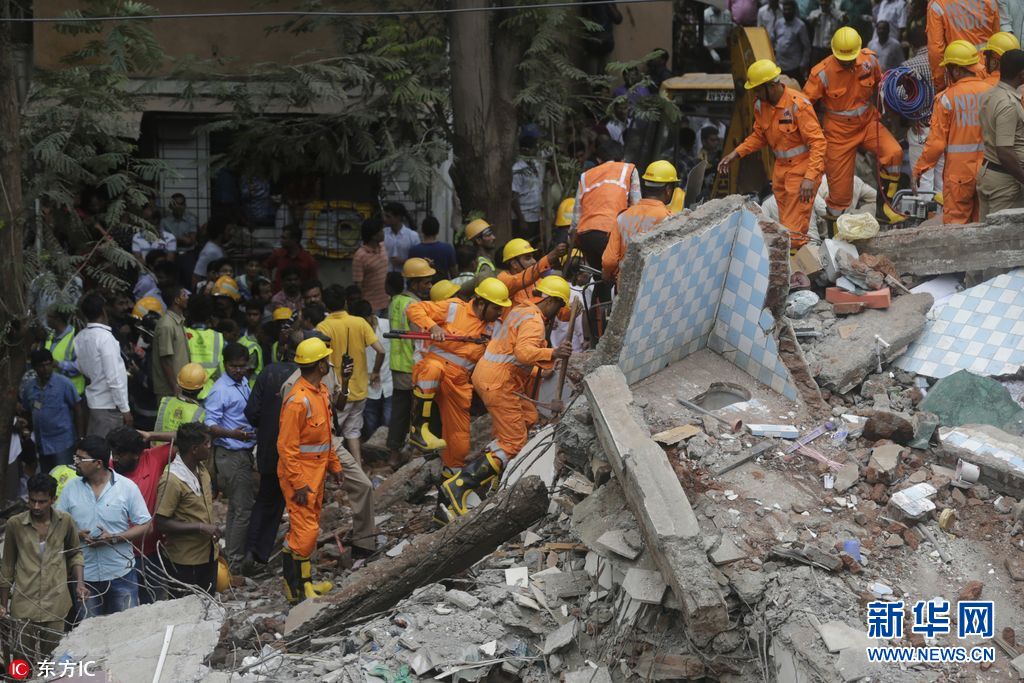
[880,173,906,224]
[408,390,447,452]
[297,556,332,598]
[441,451,505,517]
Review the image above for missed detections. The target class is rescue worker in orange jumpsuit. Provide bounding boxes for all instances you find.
[913,41,990,224]
[277,337,343,604]
[441,277,573,519]
[570,138,640,272]
[927,0,1000,93]
[405,278,512,464]
[498,238,568,306]
[719,59,827,248]
[982,32,1021,85]
[602,160,677,283]
[803,27,905,228]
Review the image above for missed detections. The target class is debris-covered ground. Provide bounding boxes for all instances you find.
[28,201,1024,682]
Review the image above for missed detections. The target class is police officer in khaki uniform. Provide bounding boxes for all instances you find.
[978,49,1024,218]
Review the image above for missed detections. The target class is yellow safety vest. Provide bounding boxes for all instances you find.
[45,327,85,395]
[185,327,224,399]
[154,396,206,435]
[239,335,264,386]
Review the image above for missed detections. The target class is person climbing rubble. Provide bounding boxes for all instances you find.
[406,279,512,521]
[497,237,568,307]
[439,277,572,521]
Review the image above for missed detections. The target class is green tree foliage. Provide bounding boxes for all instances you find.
[21,0,172,307]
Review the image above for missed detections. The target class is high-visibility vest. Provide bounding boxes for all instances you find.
[45,327,85,395]
[272,341,282,364]
[155,396,206,435]
[474,255,496,275]
[185,327,224,399]
[239,334,264,385]
[576,161,635,235]
[388,291,420,374]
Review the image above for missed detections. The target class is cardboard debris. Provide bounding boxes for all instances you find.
[653,423,703,445]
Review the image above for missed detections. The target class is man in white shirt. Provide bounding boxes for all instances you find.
[382,202,421,273]
[74,292,131,437]
[512,139,545,243]
[758,0,784,34]
[192,218,230,287]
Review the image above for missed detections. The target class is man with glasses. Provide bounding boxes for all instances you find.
[56,436,151,618]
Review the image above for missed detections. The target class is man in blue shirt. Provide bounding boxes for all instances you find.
[408,217,456,278]
[57,435,151,618]
[204,342,257,570]
[20,349,82,472]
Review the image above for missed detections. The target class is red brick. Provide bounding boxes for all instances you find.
[825,287,892,309]
[832,301,866,315]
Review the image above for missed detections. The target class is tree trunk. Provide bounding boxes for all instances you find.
[448,0,521,243]
[0,11,27,500]
[287,475,550,640]
[373,456,442,509]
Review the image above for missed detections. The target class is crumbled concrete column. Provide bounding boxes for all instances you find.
[584,365,729,642]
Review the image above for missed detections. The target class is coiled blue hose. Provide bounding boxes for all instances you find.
[880,66,934,121]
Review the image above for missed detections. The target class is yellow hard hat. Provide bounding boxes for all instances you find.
[642,160,680,184]
[555,198,575,227]
[831,26,862,61]
[535,275,571,305]
[502,238,537,263]
[668,187,685,214]
[941,39,981,66]
[131,296,165,320]
[177,362,208,391]
[294,337,332,365]
[473,277,513,307]
[216,555,231,593]
[430,279,460,302]
[211,275,241,302]
[402,257,437,279]
[465,218,492,241]
[985,31,1020,55]
[744,59,782,89]
[272,306,294,322]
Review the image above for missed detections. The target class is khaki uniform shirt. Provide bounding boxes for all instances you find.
[155,464,218,566]
[0,510,84,622]
[981,80,1024,168]
[152,310,190,396]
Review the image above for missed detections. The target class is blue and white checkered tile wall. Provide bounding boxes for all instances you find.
[897,269,1024,379]
[618,209,799,401]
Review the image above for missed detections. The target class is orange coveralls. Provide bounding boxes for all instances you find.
[913,75,989,223]
[927,0,1000,93]
[277,376,341,558]
[576,161,637,236]
[471,302,555,460]
[602,198,672,282]
[734,87,827,248]
[407,297,493,469]
[500,254,555,306]
[803,50,903,216]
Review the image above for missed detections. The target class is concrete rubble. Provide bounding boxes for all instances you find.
[35,197,1024,682]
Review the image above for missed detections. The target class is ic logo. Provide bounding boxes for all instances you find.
[8,659,31,680]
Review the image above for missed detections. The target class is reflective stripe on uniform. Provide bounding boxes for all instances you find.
[947,142,984,153]
[426,349,475,371]
[417,379,440,390]
[774,145,809,159]
[299,444,330,453]
[930,2,942,14]
[818,69,829,87]
[579,162,632,196]
[483,351,518,364]
[446,303,458,323]
[285,394,314,419]
[826,103,870,117]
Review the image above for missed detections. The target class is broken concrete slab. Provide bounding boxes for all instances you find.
[821,238,859,283]
[500,425,556,488]
[814,619,870,653]
[889,482,938,521]
[55,596,224,683]
[805,293,932,395]
[898,268,1024,379]
[585,365,729,641]
[588,197,801,402]
[564,666,613,683]
[860,214,1024,277]
[834,462,860,493]
[940,424,1024,499]
[869,444,902,475]
[445,589,480,610]
[622,568,667,605]
[543,617,578,654]
[594,529,642,560]
[709,534,748,565]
